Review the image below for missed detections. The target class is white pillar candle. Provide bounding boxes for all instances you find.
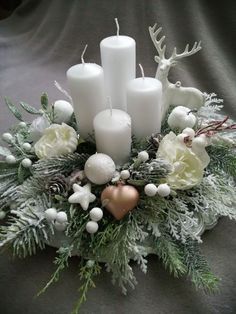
[127,65,162,139]
[67,46,106,139]
[93,109,131,165]
[100,19,136,111]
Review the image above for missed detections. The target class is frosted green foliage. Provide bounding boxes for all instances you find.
[38,245,74,296]
[181,239,219,292]
[128,157,171,186]
[0,91,235,314]
[32,153,88,177]
[0,194,53,257]
[197,174,236,219]
[199,93,223,119]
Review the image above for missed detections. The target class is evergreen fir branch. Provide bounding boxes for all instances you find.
[37,245,74,296]
[197,174,236,220]
[128,158,171,186]
[9,176,47,203]
[5,97,23,121]
[207,144,236,177]
[0,196,53,258]
[181,239,219,293]
[32,153,88,177]
[92,215,147,294]
[65,206,89,251]
[155,232,187,277]
[41,93,49,110]
[20,102,42,115]
[71,260,101,314]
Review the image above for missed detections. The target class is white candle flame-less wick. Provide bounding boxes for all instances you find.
[81,44,88,64]
[107,96,113,116]
[139,63,145,80]
[115,18,119,37]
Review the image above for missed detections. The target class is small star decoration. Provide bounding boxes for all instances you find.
[68,183,96,210]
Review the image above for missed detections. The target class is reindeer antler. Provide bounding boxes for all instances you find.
[170,41,202,62]
[149,23,166,62]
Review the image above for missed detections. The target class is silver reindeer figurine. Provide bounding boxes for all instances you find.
[149,24,205,119]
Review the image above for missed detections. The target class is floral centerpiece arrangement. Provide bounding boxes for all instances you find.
[0,22,236,314]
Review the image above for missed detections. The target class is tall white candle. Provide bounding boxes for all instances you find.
[93,108,131,165]
[100,19,136,111]
[67,46,105,139]
[127,65,162,139]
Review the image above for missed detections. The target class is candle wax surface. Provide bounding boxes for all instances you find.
[100,35,136,111]
[93,109,131,165]
[67,63,105,140]
[127,77,162,139]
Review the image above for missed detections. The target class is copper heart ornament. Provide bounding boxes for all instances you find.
[101,184,139,220]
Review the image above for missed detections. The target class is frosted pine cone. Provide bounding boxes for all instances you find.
[46,174,69,196]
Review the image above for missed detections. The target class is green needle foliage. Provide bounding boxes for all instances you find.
[0,93,235,313]
[181,239,219,293]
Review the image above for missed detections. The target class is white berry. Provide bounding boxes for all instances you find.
[199,134,211,146]
[2,132,13,143]
[176,134,187,143]
[54,221,67,232]
[182,128,195,139]
[192,136,207,148]
[157,183,171,197]
[144,183,158,197]
[0,211,6,220]
[56,211,68,223]
[21,158,32,168]
[89,207,103,222]
[22,143,32,151]
[86,221,99,234]
[138,151,149,162]
[45,208,57,222]
[19,122,27,128]
[6,155,16,164]
[120,170,130,180]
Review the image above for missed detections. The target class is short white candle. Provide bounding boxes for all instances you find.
[127,64,162,139]
[67,45,106,139]
[93,108,132,165]
[100,19,136,111]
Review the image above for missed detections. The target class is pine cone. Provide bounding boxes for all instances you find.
[148,133,164,149]
[46,174,69,196]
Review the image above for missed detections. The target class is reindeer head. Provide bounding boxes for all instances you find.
[149,24,202,80]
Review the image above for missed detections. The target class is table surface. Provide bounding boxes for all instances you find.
[0,1,236,313]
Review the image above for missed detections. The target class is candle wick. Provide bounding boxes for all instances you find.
[139,63,145,80]
[107,96,113,116]
[81,44,88,65]
[115,18,119,37]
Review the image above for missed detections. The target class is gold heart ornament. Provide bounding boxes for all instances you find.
[101,184,139,220]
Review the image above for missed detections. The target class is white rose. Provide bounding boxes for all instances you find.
[157,132,209,190]
[34,123,78,159]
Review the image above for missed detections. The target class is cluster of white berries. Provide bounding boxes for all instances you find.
[45,208,68,231]
[2,128,33,168]
[144,183,171,197]
[177,127,210,148]
[118,151,149,182]
[86,207,103,234]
